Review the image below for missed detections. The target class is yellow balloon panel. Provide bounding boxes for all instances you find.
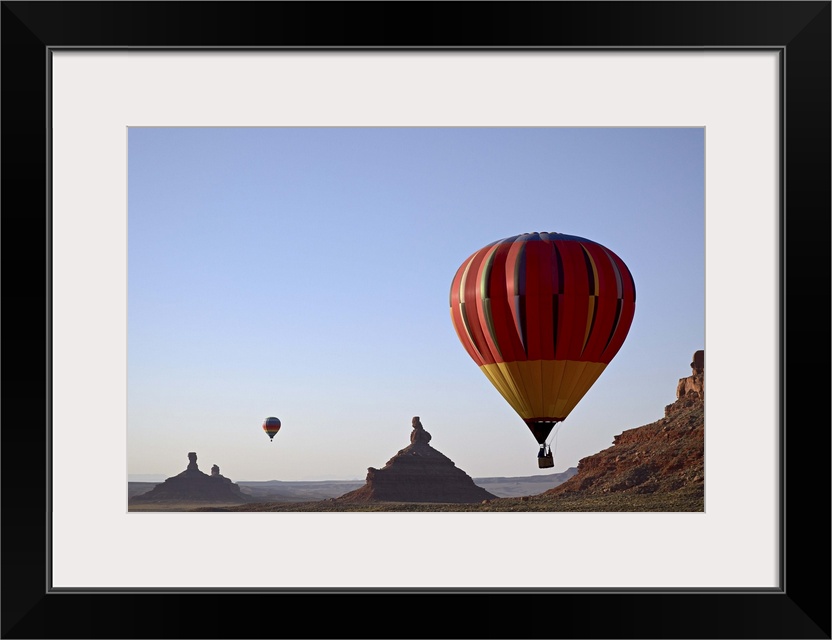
[480,360,607,420]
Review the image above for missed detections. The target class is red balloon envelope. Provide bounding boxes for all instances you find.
[449,232,636,446]
[262,417,281,442]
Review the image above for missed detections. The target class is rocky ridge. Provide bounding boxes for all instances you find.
[543,350,704,500]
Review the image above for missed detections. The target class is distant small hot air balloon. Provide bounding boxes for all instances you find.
[262,417,281,442]
[449,231,636,468]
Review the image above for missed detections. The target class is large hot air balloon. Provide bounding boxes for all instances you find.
[262,417,281,442]
[449,232,636,467]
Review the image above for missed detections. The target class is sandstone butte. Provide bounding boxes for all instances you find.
[129,452,253,505]
[336,416,499,504]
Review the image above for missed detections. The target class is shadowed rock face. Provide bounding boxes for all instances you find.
[129,452,252,504]
[338,417,498,504]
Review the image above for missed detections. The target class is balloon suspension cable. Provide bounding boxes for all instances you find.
[544,423,563,459]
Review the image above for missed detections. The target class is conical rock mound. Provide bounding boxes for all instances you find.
[338,417,497,504]
[129,453,252,504]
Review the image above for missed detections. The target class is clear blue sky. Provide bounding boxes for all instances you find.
[127,127,704,482]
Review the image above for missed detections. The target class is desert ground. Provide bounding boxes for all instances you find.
[127,472,578,512]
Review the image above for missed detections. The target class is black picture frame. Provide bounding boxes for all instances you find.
[2,2,829,639]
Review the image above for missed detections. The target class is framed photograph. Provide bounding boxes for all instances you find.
[2,2,829,638]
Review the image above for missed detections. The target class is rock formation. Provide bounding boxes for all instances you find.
[337,417,498,504]
[543,351,704,501]
[410,416,431,444]
[129,452,252,504]
[667,349,704,416]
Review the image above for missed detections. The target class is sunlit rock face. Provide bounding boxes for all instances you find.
[129,452,252,504]
[666,349,705,417]
[338,417,498,504]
